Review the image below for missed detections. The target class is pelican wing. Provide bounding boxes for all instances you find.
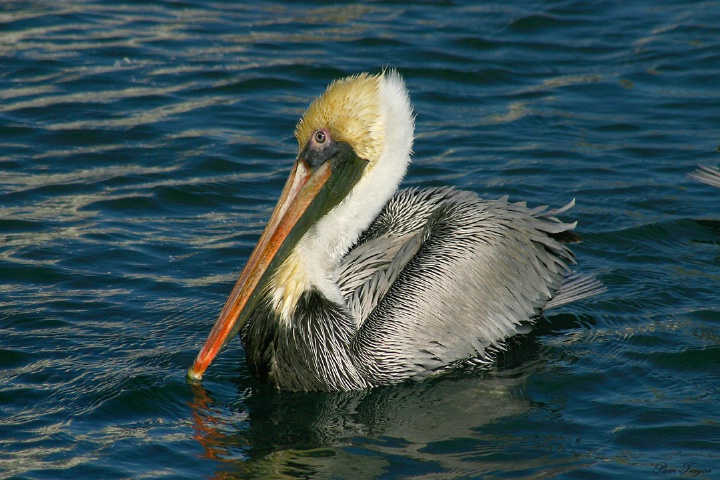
[349,187,579,385]
[689,165,720,188]
[544,271,606,310]
[337,230,424,325]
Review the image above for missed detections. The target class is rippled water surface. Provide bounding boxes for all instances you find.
[2,1,719,478]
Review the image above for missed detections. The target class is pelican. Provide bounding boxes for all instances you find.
[188,70,603,391]
[689,165,720,188]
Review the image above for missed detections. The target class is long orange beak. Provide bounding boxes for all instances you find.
[187,159,333,381]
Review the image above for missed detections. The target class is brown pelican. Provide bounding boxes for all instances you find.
[689,165,720,188]
[188,70,603,391]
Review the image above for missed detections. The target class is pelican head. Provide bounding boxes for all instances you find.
[189,70,414,381]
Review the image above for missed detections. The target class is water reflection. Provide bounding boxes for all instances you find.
[189,368,587,479]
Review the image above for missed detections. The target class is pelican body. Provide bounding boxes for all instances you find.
[188,71,602,391]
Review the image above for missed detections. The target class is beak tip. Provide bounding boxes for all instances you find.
[187,362,205,383]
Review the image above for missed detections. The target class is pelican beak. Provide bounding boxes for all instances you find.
[188,146,366,381]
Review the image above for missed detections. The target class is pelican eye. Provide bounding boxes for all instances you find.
[313,130,327,144]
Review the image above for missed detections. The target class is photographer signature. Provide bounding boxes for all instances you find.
[654,462,712,477]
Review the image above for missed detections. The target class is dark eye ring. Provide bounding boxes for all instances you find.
[314,130,326,144]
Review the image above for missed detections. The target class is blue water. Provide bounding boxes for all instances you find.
[2,1,719,478]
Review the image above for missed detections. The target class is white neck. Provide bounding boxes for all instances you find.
[287,72,414,310]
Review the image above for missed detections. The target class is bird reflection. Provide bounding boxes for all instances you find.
[188,337,587,480]
[190,377,534,479]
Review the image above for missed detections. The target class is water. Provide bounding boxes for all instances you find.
[1,1,719,478]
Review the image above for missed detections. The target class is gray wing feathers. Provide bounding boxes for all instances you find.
[337,231,424,325]
[545,272,607,310]
[689,165,720,188]
[344,187,591,385]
